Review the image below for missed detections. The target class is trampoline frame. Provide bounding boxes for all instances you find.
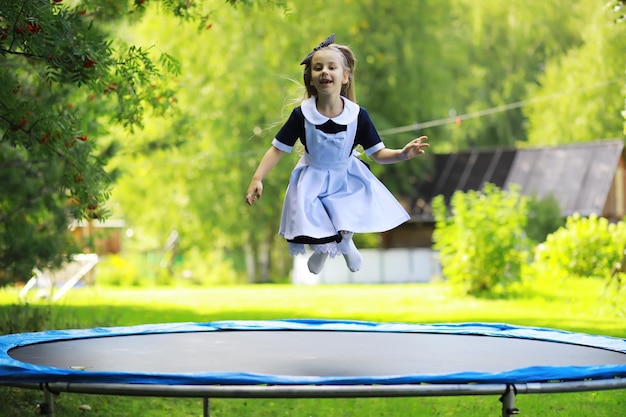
[2,319,626,417]
[8,378,626,417]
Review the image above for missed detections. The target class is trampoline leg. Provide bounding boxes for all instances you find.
[500,385,520,417]
[36,385,55,416]
[203,397,211,417]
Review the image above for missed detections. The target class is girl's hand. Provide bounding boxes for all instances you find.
[402,136,429,160]
[246,180,263,206]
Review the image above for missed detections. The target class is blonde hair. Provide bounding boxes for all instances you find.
[302,44,357,103]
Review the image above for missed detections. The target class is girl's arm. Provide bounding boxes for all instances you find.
[245,145,285,205]
[371,136,429,165]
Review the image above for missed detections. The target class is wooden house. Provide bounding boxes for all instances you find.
[383,139,626,249]
[70,219,126,255]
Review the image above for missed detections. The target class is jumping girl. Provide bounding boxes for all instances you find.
[245,34,429,274]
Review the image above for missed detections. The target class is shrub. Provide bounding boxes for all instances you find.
[534,213,626,279]
[176,246,242,286]
[525,194,565,244]
[432,183,531,296]
[96,254,143,287]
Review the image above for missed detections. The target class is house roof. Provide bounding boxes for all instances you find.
[411,139,625,220]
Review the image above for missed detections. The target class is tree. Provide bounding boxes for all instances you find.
[110,1,441,283]
[108,2,296,283]
[0,0,281,285]
[524,2,626,144]
[615,0,626,136]
[108,0,615,283]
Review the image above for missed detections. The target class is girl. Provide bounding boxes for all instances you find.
[245,34,429,274]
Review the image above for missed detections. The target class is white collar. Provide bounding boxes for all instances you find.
[301,97,360,125]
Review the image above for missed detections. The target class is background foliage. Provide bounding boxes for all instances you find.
[0,0,211,284]
[1,0,625,285]
[533,214,626,280]
[432,186,626,296]
[432,184,531,296]
[109,0,625,284]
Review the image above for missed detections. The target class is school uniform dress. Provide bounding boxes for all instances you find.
[271,97,410,256]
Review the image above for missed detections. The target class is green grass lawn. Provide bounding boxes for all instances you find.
[0,278,625,416]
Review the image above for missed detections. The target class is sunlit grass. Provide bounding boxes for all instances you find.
[0,277,622,336]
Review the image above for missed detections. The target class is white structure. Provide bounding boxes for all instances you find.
[292,248,440,285]
[19,253,99,301]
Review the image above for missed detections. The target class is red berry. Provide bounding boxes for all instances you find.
[11,117,28,131]
[40,132,51,144]
[83,57,96,68]
[27,23,41,34]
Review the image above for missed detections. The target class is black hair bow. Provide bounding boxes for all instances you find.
[300,33,336,66]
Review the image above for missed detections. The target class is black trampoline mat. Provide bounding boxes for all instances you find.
[9,331,626,376]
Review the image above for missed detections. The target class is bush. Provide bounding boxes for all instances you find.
[96,249,245,287]
[525,194,565,243]
[96,254,144,287]
[177,246,242,286]
[533,213,626,279]
[432,183,531,296]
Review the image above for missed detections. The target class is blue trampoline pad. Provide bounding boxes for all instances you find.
[0,320,626,386]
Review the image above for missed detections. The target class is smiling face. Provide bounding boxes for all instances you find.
[308,49,349,97]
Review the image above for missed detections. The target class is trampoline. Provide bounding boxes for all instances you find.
[1,319,626,417]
